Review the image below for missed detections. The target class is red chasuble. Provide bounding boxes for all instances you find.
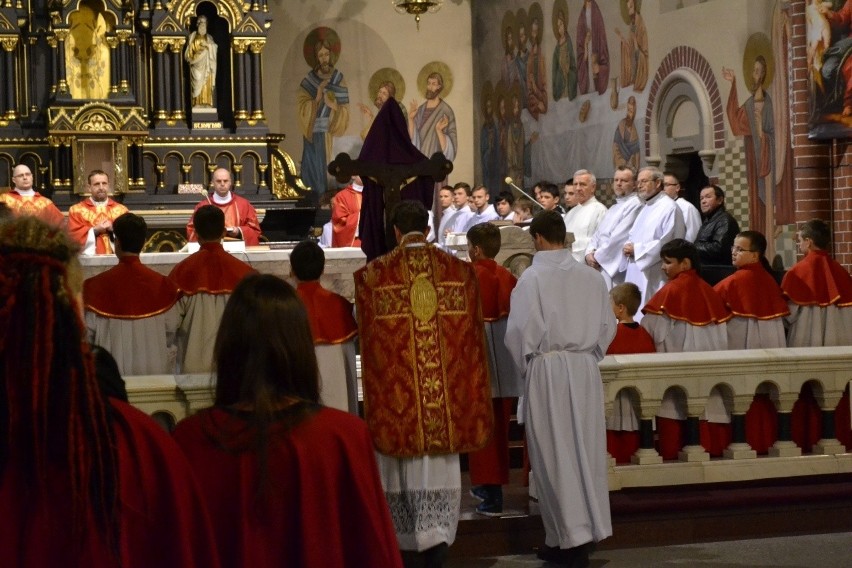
[642,269,732,325]
[169,242,256,295]
[84,256,181,318]
[173,407,403,568]
[473,258,516,321]
[714,263,790,319]
[607,322,656,355]
[331,185,362,247]
[186,193,262,246]
[1,190,64,226]
[354,233,493,457]
[67,198,129,254]
[781,250,852,307]
[296,281,358,345]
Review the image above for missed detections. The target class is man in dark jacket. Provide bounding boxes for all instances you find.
[695,185,740,265]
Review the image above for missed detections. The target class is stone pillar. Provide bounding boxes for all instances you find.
[724,395,757,459]
[769,393,802,457]
[632,404,663,465]
[813,390,845,455]
[678,399,710,462]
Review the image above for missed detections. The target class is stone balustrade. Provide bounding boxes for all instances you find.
[125,348,852,491]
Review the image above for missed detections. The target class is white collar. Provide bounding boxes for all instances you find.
[212,191,233,205]
[14,188,35,197]
[90,197,109,206]
[352,183,363,193]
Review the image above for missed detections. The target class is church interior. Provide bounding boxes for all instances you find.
[2,0,852,565]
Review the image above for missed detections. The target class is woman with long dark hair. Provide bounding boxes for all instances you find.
[173,274,402,568]
[0,216,219,567]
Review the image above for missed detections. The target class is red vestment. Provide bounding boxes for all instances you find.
[1,190,64,226]
[468,258,517,486]
[173,406,403,568]
[0,400,221,567]
[331,185,362,247]
[781,250,852,307]
[84,256,181,318]
[354,233,493,457]
[642,269,732,325]
[714,263,790,319]
[606,322,656,355]
[67,198,129,254]
[169,242,255,295]
[186,193,262,246]
[296,281,357,344]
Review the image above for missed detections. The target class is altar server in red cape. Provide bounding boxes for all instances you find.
[84,213,182,375]
[331,175,363,247]
[466,222,520,516]
[169,205,256,373]
[174,274,402,568]
[0,164,64,226]
[186,167,262,246]
[641,239,732,458]
[0,216,221,568]
[291,239,359,414]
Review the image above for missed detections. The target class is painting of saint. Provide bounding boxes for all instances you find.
[526,2,548,120]
[613,96,640,170]
[552,0,577,102]
[501,11,520,91]
[516,8,530,110]
[496,86,510,186]
[807,0,852,138]
[359,68,405,140]
[298,27,349,202]
[576,0,610,96]
[408,62,457,186]
[506,86,525,186]
[480,81,502,195]
[615,0,648,92]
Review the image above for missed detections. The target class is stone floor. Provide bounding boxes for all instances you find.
[446,531,852,567]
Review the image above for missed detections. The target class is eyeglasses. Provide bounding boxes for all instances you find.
[731,246,756,254]
[664,182,679,187]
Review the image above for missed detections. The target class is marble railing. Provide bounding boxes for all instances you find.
[125,348,852,490]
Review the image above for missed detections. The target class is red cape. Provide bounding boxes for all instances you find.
[714,263,790,319]
[169,242,256,295]
[0,400,221,567]
[473,258,517,321]
[607,322,656,354]
[84,256,181,319]
[186,194,261,246]
[173,407,403,568]
[331,185,362,247]
[296,281,358,344]
[781,250,852,307]
[1,190,64,226]
[642,269,732,325]
[67,198,129,254]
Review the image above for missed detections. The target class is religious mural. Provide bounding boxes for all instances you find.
[808,0,852,139]
[473,0,650,193]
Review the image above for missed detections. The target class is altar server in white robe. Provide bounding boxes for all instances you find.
[83,213,181,376]
[663,172,702,242]
[505,210,616,566]
[291,240,359,414]
[563,169,607,263]
[585,166,643,289]
[439,182,474,244]
[622,167,685,319]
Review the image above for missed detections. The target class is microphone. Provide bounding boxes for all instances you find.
[505,177,544,209]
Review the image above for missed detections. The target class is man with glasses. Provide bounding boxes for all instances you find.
[1,164,64,226]
[662,172,701,242]
[622,166,685,317]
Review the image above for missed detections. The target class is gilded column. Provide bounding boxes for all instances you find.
[152,39,169,120]
[232,39,248,120]
[170,39,185,121]
[249,40,265,121]
[107,35,120,95]
[53,29,70,98]
[1,37,18,120]
[117,30,132,94]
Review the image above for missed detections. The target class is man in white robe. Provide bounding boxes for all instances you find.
[585,166,643,289]
[463,185,500,232]
[440,182,474,244]
[663,172,701,242]
[435,185,457,243]
[505,210,616,565]
[622,167,685,318]
[563,169,607,262]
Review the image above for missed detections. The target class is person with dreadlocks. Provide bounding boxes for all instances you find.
[0,216,220,567]
[173,273,402,568]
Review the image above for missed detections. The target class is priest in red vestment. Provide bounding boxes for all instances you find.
[331,175,363,247]
[67,169,129,255]
[465,222,519,517]
[0,216,221,568]
[354,200,492,564]
[84,213,182,376]
[186,167,262,246]
[169,205,256,373]
[1,164,64,226]
[291,239,359,413]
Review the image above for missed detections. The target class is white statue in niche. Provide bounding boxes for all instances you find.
[185,15,217,108]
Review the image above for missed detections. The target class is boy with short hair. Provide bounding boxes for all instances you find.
[605,283,655,464]
[512,198,535,224]
[465,222,521,517]
[291,240,359,414]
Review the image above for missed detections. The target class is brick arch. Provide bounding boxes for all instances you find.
[644,46,725,157]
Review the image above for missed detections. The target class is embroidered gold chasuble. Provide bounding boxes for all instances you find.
[355,233,493,457]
